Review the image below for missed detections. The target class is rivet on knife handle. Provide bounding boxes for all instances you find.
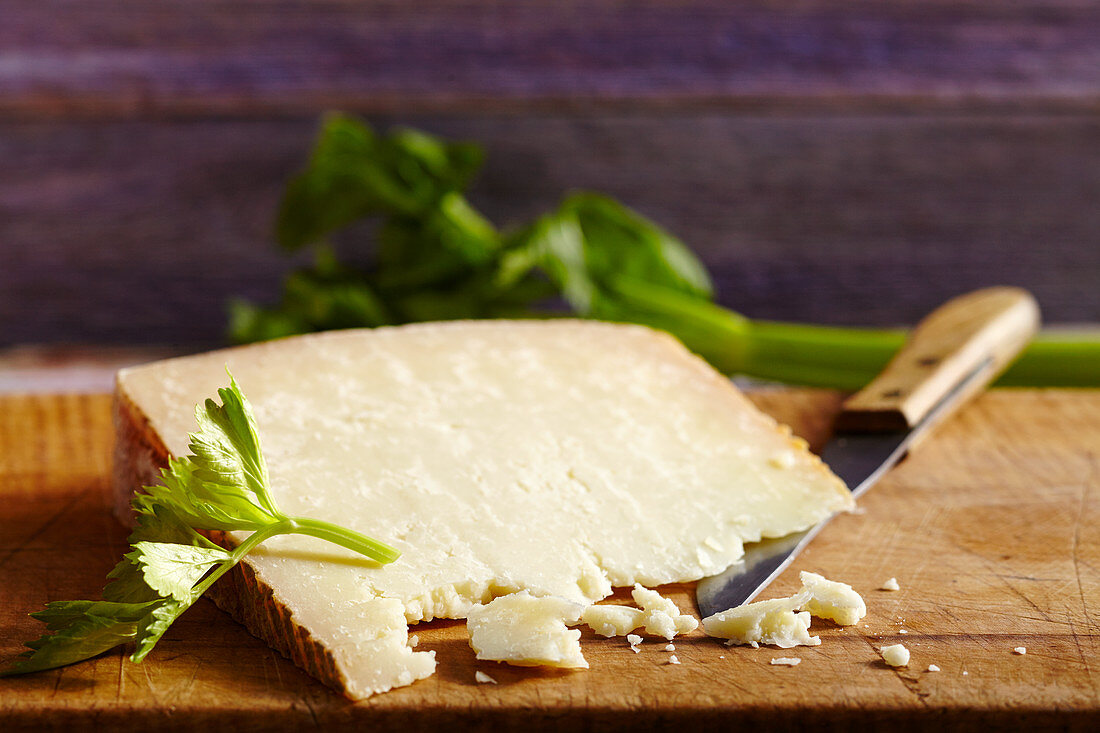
[835,287,1040,436]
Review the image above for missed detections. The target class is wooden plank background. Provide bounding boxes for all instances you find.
[2,1,1099,347]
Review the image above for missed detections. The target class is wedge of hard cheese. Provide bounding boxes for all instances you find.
[113,320,852,698]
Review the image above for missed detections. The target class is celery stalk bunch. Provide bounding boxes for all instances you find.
[231,114,1099,388]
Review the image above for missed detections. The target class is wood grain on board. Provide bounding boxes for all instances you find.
[0,389,1097,730]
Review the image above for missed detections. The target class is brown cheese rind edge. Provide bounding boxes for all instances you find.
[111,387,350,697]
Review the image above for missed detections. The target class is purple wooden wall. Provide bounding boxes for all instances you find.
[2,1,1099,346]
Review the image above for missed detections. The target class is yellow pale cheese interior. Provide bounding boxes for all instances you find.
[116,320,852,697]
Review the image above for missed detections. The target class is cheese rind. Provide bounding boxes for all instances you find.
[114,320,851,698]
[466,592,587,668]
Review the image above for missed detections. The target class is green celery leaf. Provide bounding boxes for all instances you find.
[188,376,274,513]
[134,375,284,531]
[137,458,274,531]
[502,211,596,313]
[2,600,161,676]
[131,599,191,662]
[276,114,483,250]
[104,505,213,603]
[563,192,712,300]
[129,542,230,602]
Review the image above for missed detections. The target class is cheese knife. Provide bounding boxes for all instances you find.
[695,287,1040,618]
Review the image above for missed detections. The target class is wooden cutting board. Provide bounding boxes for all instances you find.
[1,390,1098,731]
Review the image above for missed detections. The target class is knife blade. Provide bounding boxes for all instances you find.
[695,287,1040,619]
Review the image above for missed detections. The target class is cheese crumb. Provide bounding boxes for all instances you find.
[475,671,498,684]
[881,644,910,667]
[466,592,587,669]
[881,577,901,591]
[626,633,643,649]
[704,597,819,648]
[770,657,802,666]
[899,629,909,634]
[927,664,941,672]
[664,643,676,652]
[667,654,681,665]
[798,571,867,626]
[1014,646,1027,655]
[408,635,419,647]
[963,671,969,676]
[702,571,865,647]
[581,605,645,638]
[631,585,699,639]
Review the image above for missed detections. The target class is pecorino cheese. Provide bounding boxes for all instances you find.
[466,592,587,668]
[113,320,852,698]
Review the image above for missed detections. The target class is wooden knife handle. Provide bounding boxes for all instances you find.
[836,287,1040,433]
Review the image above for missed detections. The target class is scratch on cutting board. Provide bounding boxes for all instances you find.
[115,651,125,702]
[1067,455,1098,701]
[142,662,162,705]
[1071,455,1096,631]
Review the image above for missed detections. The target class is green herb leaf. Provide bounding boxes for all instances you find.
[276,114,482,250]
[129,542,230,602]
[188,375,277,516]
[131,599,190,663]
[1,600,160,676]
[104,505,214,603]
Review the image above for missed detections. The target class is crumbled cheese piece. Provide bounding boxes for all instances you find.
[475,671,498,684]
[118,321,852,698]
[927,664,941,673]
[631,585,699,639]
[797,571,867,626]
[466,592,587,669]
[963,671,969,676]
[703,596,819,648]
[881,577,901,591]
[581,605,645,638]
[626,633,643,653]
[664,643,676,652]
[881,644,910,667]
[770,657,802,666]
[1014,646,1027,655]
[702,571,865,647]
[667,655,681,665]
[408,635,419,647]
[899,629,909,634]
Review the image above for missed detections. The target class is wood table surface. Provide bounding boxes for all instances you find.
[1,388,1098,731]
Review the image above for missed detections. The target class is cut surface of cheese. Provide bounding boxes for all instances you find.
[113,320,851,698]
[466,592,587,668]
